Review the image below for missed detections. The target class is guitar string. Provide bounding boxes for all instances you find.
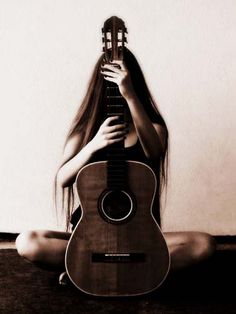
[106,31,125,256]
[108,79,111,254]
[107,78,110,254]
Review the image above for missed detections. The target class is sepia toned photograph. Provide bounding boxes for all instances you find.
[0,0,235,313]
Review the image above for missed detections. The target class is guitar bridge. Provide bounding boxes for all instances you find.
[92,253,145,263]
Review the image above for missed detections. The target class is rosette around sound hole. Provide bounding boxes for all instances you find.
[98,189,136,224]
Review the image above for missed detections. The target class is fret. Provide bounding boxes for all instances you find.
[107,167,126,171]
[107,113,124,116]
[106,86,119,90]
[107,182,128,189]
[107,149,125,153]
[107,162,126,166]
[107,172,126,176]
[106,87,120,97]
[107,153,125,156]
[107,177,126,180]
[107,105,123,108]
[106,86,119,89]
[107,173,126,178]
[109,146,124,149]
[107,180,127,184]
[107,166,126,171]
[106,96,123,99]
[107,178,127,183]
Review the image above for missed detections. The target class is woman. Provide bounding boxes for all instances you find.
[15,48,216,275]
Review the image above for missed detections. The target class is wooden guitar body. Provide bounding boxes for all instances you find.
[65,160,170,296]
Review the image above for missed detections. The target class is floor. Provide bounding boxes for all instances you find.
[0,234,236,314]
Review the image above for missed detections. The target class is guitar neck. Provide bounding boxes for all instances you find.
[105,82,127,189]
[101,16,128,189]
[105,82,124,115]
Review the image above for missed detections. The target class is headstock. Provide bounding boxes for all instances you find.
[102,16,128,62]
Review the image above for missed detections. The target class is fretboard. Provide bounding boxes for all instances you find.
[105,82,127,189]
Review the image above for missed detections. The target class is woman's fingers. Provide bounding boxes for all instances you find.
[102,116,120,127]
[100,70,119,78]
[100,63,123,81]
[106,123,126,133]
[108,137,125,144]
[101,62,129,91]
[103,76,117,84]
[110,60,127,71]
[101,120,128,142]
[106,130,127,140]
[101,63,122,73]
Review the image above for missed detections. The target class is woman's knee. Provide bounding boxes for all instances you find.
[190,232,216,262]
[15,230,44,262]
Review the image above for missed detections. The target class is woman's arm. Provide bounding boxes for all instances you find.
[101,61,167,159]
[57,116,127,187]
[125,94,167,159]
[56,133,94,188]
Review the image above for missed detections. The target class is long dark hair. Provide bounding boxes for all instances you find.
[54,48,169,230]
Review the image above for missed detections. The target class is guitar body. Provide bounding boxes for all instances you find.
[65,160,170,296]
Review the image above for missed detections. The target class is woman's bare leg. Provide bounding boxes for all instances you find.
[15,230,70,270]
[16,230,216,273]
[164,231,216,272]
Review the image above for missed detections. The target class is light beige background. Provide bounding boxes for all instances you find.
[0,0,235,234]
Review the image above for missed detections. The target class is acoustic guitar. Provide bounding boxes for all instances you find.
[65,16,170,296]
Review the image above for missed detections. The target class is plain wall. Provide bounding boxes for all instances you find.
[0,0,235,234]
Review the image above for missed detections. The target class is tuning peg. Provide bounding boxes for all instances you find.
[125,28,128,33]
[102,27,104,32]
[102,37,104,43]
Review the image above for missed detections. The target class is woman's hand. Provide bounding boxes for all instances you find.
[101,60,136,100]
[89,116,127,152]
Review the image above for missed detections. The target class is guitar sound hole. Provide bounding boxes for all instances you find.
[99,190,134,223]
